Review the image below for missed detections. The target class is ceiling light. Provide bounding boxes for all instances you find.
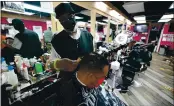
[118,15,125,22]
[77,21,86,26]
[161,14,174,19]
[63,2,70,3]
[24,3,53,14]
[96,21,107,25]
[169,2,174,9]
[158,19,171,22]
[109,10,125,22]
[123,2,145,14]
[136,20,146,23]
[109,10,120,17]
[95,2,107,12]
[134,16,146,21]
[103,19,109,23]
[103,19,117,25]
[1,8,34,15]
[75,16,83,19]
[87,23,91,27]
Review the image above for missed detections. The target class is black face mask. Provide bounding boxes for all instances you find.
[60,17,76,32]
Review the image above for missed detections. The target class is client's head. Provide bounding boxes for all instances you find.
[77,52,109,88]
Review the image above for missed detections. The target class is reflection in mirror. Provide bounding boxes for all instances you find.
[94,13,107,50]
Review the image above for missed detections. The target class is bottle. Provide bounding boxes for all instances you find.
[1,57,8,71]
[22,63,30,81]
[5,65,18,87]
[34,62,43,74]
[1,73,7,85]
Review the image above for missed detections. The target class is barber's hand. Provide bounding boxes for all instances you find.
[62,58,79,72]
[2,40,7,44]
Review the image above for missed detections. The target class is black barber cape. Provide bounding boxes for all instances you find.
[51,29,93,80]
[57,73,127,106]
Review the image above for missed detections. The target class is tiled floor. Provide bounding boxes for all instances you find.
[110,53,174,106]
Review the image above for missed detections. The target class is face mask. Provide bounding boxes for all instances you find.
[61,18,76,32]
[87,78,105,88]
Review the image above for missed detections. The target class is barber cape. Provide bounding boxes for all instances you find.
[57,73,127,106]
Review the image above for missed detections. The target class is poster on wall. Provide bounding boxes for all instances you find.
[162,34,174,42]
[33,26,43,40]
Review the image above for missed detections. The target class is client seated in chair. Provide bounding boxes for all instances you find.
[57,52,110,106]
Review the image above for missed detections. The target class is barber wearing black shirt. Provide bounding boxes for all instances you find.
[50,3,94,81]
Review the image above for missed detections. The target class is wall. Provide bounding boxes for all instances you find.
[130,23,163,43]
[1,11,50,22]
[1,17,47,34]
[159,23,174,50]
[1,11,51,33]
[130,25,149,43]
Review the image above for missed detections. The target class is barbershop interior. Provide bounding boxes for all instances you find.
[1,1,174,106]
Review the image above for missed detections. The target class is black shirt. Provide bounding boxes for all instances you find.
[15,29,43,58]
[51,29,93,60]
[51,29,93,81]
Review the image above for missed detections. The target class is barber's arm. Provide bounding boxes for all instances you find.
[50,58,79,72]
[49,46,80,72]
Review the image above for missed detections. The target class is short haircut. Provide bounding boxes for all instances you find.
[79,52,109,72]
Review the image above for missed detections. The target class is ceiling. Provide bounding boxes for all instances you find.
[110,1,174,23]
[24,2,107,23]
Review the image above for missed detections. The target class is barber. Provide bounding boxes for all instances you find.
[50,3,94,81]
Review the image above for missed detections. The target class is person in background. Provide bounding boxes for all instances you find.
[50,3,93,81]
[3,19,43,59]
[1,29,16,63]
[1,29,7,49]
[43,27,53,53]
[139,37,146,44]
[44,27,53,43]
[57,52,110,106]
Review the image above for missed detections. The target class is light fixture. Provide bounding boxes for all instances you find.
[160,14,174,19]
[158,19,171,22]
[103,19,117,25]
[63,2,70,3]
[123,2,145,14]
[96,21,107,25]
[169,2,174,9]
[77,21,86,27]
[109,10,120,17]
[134,15,146,21]
[95,2,107,12]
[87,23,91,27]
[136,20,146,23]
[109,10,125,22]
[24,3,53,14]
[118,15,125,22]
[75,16,83,19]
[1,8,34,15]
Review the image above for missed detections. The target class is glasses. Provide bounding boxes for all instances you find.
[59,14,75,23]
